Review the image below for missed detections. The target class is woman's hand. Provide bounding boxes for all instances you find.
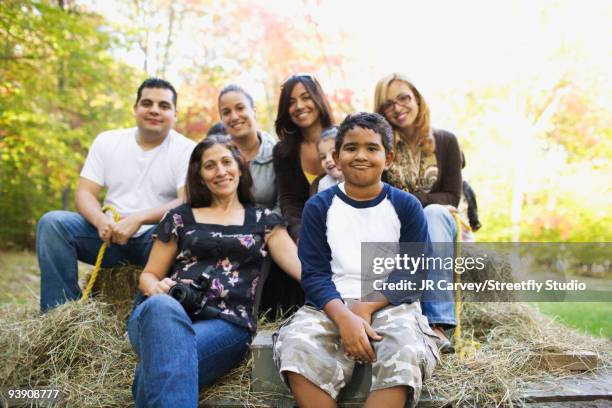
[152,277,176,295]
[138,239,178,296]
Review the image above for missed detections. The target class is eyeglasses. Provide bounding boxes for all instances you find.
[380,93,413,115]
[281,72,317,87]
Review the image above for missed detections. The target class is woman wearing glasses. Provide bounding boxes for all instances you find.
[273,74,335,241]
[374,73,462,353]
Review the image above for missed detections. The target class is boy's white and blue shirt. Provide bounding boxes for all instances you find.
[298,182,431,309]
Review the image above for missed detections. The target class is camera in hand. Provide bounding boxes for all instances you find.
[168,272,221,320]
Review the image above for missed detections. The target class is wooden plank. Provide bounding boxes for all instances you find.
[539,351,600,371]
[525,401,612,407]
[521,370,612,403]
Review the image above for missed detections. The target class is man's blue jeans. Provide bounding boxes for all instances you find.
[127,295,251,408]
[37,210,154,312]
[422,204,457,328]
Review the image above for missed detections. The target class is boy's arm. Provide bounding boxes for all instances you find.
[380,190,431,305]
[298,198,342,309]
[349,298,390,324]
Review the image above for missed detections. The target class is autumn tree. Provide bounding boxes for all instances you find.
[0,0,139,247]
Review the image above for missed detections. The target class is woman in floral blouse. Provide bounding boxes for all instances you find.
[127,135,301,407]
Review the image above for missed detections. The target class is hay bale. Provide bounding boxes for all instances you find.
[459,245,517,302]
[2,283,610,407]
[0,301,136,407]
[84,265,142,320]
[426,302,612,406]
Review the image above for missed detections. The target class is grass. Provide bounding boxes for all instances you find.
[532,301,612,339]
[0,250,92,306]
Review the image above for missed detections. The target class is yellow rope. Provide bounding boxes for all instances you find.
[80,205,119,303]
[452,212,480,360]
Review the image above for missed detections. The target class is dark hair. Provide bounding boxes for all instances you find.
[218,84,254,108]
[206,121,227,137]
[186,134,255,207]
[274,74,334,159]
[136,78,178,107]
[336,112,393,154]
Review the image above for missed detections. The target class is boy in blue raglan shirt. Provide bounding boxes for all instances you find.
[273,113,439,408]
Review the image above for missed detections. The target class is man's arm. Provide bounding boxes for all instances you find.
[111,187,186,245]
[75,177,115,245]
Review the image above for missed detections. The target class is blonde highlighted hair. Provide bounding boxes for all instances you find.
[373,73,435,155]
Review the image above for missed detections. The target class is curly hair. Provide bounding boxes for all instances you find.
[373,73,434,155]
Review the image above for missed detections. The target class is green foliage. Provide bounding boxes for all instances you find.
[456,77,611,244]
[0,0,139,247]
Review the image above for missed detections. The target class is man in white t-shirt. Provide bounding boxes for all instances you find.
[37,78,196,312]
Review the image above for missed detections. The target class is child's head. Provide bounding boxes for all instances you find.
[335,112,393,154]
[334,112,394,188]
[318,126,343,181]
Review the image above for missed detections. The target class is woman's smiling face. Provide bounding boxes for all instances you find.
[219,91,256,140]
[200,144,241,200]
[288,82,321,130]
[382,80,419,130]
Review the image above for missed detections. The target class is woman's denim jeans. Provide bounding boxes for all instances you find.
[127,295,251,408]
[421,204,457,327]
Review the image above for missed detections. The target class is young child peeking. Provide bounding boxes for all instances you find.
[273,112,439,408]
[310,126,344,195]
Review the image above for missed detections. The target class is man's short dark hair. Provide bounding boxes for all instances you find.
[336,112,393,153]
[136,78,178,107]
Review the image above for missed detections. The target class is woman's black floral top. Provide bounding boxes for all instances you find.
[153,203,286,332]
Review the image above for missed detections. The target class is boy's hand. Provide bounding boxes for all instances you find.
[349,298,390,325]
[336,311,382,363]
[349,301,374,324]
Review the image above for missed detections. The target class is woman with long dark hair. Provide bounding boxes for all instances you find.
[273,73,335,240]
[374,73,463,352]
[127,135,300,407]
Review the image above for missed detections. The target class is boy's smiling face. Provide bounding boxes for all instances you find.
[334,126,394,191]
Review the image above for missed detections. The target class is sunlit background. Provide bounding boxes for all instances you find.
[1,0,611,246]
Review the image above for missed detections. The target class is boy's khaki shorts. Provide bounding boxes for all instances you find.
[272,301,439,406]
